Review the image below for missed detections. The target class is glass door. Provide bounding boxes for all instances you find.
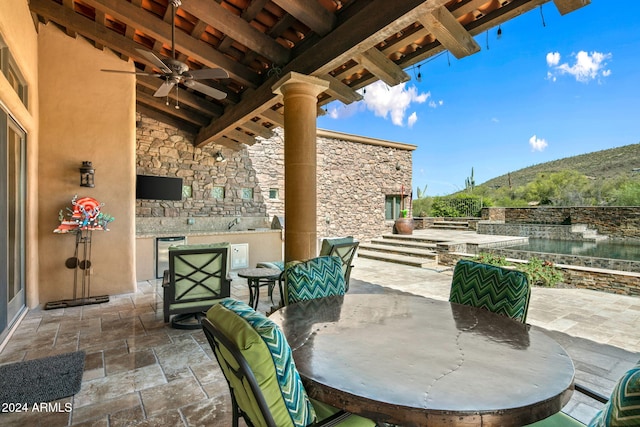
[0,109,26,341]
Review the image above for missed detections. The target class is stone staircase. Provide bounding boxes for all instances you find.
[430,219,471,230]
[358,234,440,268]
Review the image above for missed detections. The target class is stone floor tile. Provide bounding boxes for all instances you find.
[74,364,166,408]
[180,395,234,426]
[105,349,157,375]
[127,410,186,427]
[139,377,207,417]
[71,393,141,424]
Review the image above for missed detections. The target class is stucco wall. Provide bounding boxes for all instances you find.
[37,23,136,304]
[0,0,39,308]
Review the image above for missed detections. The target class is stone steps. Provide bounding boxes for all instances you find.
[358,235,439,268]
[431,221,470,230]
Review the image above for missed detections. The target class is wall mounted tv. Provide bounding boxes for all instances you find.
[136,175,183,201]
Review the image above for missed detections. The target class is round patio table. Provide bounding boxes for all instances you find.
[237,267,282,310]
[271,294,575,427]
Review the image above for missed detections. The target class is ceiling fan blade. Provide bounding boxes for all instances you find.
[188,68,229,80]
[184,80,227,100]
[101,69,162,76]
[154,81,175,97]
[136,48,172,74]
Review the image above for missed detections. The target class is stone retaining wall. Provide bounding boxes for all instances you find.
[481,207,640,241]
[438,252,640,297]
[477,222,591,240]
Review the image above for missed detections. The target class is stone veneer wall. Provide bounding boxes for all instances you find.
[137,116,414,241]
[481,207,640,241]
[136,113,267,218]
[247,128,413,241]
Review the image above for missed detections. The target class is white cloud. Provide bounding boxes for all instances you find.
[529,135,548,152]
[546,50,612,83]
[326,101,364,120]
[407,112,418,128]
[361,81,431,127]
[546,52,561,66]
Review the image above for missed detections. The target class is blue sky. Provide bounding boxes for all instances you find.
[317,1,640,196]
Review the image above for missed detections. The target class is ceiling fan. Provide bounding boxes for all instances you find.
[102,0,228,101]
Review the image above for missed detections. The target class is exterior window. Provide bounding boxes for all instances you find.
[241,188,253,200]
[0,36,28,108]
[385,195,402,220]
[269,188,279,199]
[211,186,225,199]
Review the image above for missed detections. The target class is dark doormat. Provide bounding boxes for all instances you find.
[0,350,85,405]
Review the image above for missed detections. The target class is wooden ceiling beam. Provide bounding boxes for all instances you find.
[355,47,410,86]
[418,5,480,59]
[195,0,449,147]
[137,103,200,135]
[214,136,246,150]
[553,0,590,15]
[238,120,275,139]
[320,74,363,104]
[78,0,259,87]
[137,91,211,127]
[272,0,336,36]
[136,76,223,117]
[224,129,257,146]
[30,0,167,70]
[181,0,290,65]
[257,108,285,127]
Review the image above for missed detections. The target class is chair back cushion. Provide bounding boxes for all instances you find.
[588,360,640,427]
[206,298,315,427]
[284,256,346,305]
[319,237,359,288]
[168,243,230,308]
[450,259,531,323]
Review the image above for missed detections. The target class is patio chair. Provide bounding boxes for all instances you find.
[283,256,346,306]
[162,243,231,329]
[525,358,640,426]
[449,259,531,324]
[319,237,359,290]
[202,298,375,427]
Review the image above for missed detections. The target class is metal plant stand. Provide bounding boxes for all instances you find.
[45,230,109,309]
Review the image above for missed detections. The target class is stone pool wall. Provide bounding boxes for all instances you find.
[481,207,640,242]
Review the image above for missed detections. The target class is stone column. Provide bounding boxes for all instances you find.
[272,72,329,262]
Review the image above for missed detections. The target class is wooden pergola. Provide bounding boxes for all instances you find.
[29,0,590,260]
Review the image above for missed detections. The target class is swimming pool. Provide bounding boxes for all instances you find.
[506,238,640,262]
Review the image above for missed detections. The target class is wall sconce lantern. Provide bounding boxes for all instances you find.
[80,161,95,187]
[215,151,226,162]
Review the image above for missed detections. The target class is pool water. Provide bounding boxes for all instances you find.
[506,238,640,261]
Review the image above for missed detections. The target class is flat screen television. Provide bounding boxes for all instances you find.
[136,175,183,201]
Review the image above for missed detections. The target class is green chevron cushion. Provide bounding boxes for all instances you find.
[450,259,531,323]
[208,298,316,427]
[285,256,346,305]
[588,361,640,427]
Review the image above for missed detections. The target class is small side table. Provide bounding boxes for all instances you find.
[237,267,282,310]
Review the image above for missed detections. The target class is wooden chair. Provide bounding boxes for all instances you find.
[203,298,375,427]
[162,243,231,329]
